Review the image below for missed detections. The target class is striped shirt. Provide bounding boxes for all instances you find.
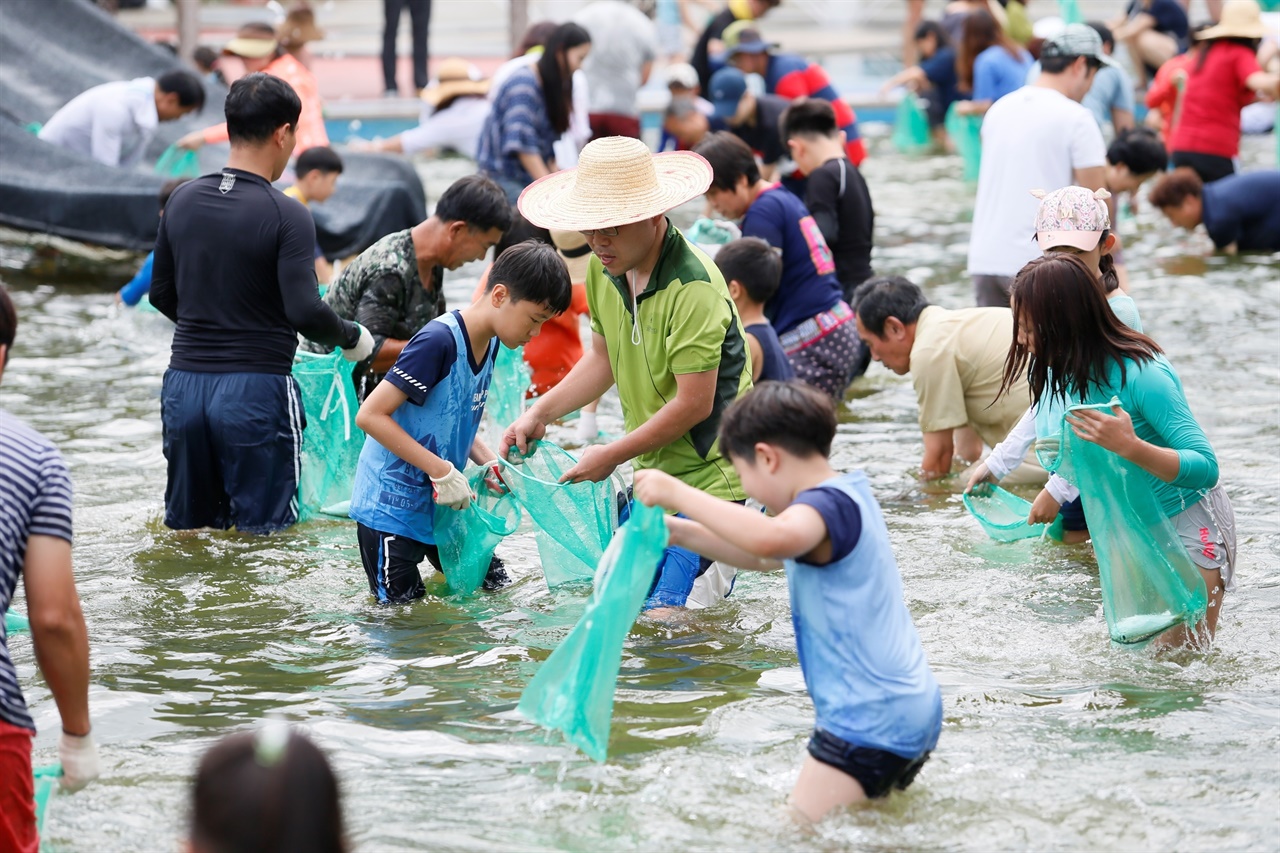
[1,409,74,732]
[476,66,557,189]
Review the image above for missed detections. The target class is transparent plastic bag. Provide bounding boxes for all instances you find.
[4,610,29,635]
[517,501,668,761]
[487,345,531,437]
[1056,400,1208,643]
[433,466,523,596]
[892,94,932,154]
[291,350,363,520]
[499,441,618,588]
[945,103,983,182]
[34,764,61,834]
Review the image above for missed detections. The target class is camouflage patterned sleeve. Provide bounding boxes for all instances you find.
[355,272,409,362]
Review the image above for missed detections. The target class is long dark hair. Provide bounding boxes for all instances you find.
[537,22,590,135]
[957,9,1021,90]
[998,255,1161,408]
[1195,36,1261,72]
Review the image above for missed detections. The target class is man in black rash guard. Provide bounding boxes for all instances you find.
[150,73,374,534]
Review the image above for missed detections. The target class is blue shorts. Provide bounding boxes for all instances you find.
[1058,496,1087,532]
[161,369,304,534]
[618,495,721,609]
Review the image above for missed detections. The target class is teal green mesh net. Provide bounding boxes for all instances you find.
[34,764,61,835]
[499,441,618,588]
[892,94,932,154]
[1059,0,1084,24]
[433,467,523,596]
[487,345,530,437]
[517,501,668,761]
[291,350,363,520]
[155,144,201,179]
[963,483,1047,541]
[945,104,983,182]
[4,610,29,635]
[1054,400,1208,644]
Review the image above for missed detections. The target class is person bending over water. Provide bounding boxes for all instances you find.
[997,254,1236,646]
[634,382,941,822]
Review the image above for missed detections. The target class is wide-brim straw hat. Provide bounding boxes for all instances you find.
[224,24,279,58]
[550,229,593,282]
[1196,0,1270,40]
[518,137,712,231]
[278,9,326,47]
[421,58,490,106]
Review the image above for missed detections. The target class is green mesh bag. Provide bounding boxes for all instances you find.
[5,610,29,634]
[499,441,618,588]
[154,144,202,179]
[487,345,531,437]
[963,483,1047,541]
[1055,400,1208,644]
[34,764,61,835]
[517,501,668,761]
[291,350,363,520]
[1059,0,1084,24]
[892,94,932,154]
[433,467,523,596]
[945,103,983,182]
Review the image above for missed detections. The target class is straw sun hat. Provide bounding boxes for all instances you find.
[420,58,490,107]
[1196,0,1271,40]
[517,137,712,232]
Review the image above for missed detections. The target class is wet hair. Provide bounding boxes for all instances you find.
[157,69,206,111]
[193,45,219,72]
[779,98,838,141]
[294,145,344,178]
[537,23,591,135]
[1087,21,1115,50]
[999,254,1161,408]
[715,237,781,304]
[515,21,558,57]
[1147,167,1203,209]
[1106,127,1166,177]
[487,240,572,313]
[190,730,346,853]
[957,10,1022,90]
[850,276,930,337]
[0,285,15,368]
[159,178,191,211]
[914,20,950,47]
[435,174,513,234]
[693,132,760,191]
[719,381,838,461]
[224,72,301,145]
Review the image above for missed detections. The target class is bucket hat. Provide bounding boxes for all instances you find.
[1196,0,1270,40]
[1032,186,1112,252]
[518,137,712,231]
[420,58,490,106]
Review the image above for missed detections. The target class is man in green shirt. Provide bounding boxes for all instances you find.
[504,136,753,609]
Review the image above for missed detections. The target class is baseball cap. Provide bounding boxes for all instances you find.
[665,62,699,90]
[723,21,778,56]
[1040,23,1118,67]
[709,67,748,119]
[1032,186,1112,252]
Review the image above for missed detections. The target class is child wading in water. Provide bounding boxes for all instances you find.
[634,382,942,821]
[714,237,796,383]
[349,241,571,603]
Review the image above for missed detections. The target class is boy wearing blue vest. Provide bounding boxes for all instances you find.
[633,381,941,822]
[350,241,572,603]
[714,237,796,384]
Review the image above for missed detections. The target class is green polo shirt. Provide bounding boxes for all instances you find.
[587,220,752,500]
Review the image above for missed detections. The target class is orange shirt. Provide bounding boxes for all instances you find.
[1144,52,1196,144]
[202,54,329,153]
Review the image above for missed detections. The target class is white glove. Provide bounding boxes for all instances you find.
[342,324,375,363]
[430,464,473,510]
[575,410,599,444]
[58,731,101,793]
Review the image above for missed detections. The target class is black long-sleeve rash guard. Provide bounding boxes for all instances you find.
[150,168,359,375]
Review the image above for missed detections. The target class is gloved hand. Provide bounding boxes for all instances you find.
[58,730,101,793]
[430,463,473,510]
[342,324,375,363]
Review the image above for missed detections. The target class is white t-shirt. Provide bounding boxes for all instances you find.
[967,86,1107,277]
[403,96,491,159]
[574,0,658,117]
[39,77,159,168]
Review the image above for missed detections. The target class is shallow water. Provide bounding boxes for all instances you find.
[3,135,1278,852]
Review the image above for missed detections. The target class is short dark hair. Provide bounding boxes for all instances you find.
[914,20,949,46]
[780,98,838,141]
[1040,52,1101,74]
[715,237,781,304]
[435,175,513,234]
[0,285,16,368]
[191,730,345,853]
[1087,21,1115,50]
[157,69,206,110]
[719,381,838,461]
[193,45,219,72]
[295,146,344,178]
[851,276,930,337]
[693,131,760,191]
[1106,127,1167,176]
[159,178,191,210]
[1147,167,1203,209]
[487,240,572,313]
[224,72,301,145]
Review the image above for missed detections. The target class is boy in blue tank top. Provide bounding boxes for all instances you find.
[350,241,572,603]
[634,381,942,822]
[715,237,796,384]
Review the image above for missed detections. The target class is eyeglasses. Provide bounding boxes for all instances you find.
[580,227,619,238]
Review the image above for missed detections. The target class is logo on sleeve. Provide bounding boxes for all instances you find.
[219,172,236,194]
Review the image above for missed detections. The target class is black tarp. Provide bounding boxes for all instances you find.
[0,0,425,257]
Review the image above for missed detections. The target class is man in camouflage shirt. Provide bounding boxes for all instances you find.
[305,174,512,397]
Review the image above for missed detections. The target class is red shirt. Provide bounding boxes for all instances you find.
[1145,52,1195,142]
[1168,41,1260,159]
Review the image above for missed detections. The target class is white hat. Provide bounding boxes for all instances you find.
[517,137,712,231]
[665,62,699,90]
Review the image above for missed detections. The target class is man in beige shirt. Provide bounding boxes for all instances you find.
[852,276,1045,483]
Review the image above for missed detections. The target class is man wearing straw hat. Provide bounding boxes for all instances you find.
[504,136,753,611]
